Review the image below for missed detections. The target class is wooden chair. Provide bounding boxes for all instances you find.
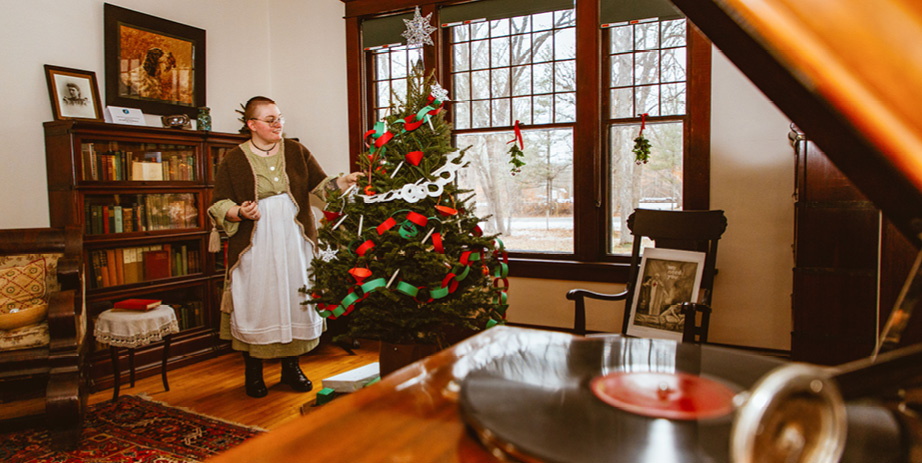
[0,226,87,449]
[566,209,727,342]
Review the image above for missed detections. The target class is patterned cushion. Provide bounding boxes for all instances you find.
[0,253,61,293]
[0,258,46,302]
[0,321,49,351]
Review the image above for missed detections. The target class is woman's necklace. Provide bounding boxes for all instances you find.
[251,139,278,156]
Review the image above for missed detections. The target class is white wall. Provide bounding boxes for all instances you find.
[0,0,347,229]
[505,47,795,351]
[708,49,794,349]
[0,3,793,350]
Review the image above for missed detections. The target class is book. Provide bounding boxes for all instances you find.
[114,248,125,286]
[105,249,117,288]
[144,250,171,280]
[123,248,139,284]
[113,206,123,233]
[113,298,162,311]
[322,363,380,392]
[131,161,164,181]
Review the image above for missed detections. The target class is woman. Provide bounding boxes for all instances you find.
[209,96,362,398]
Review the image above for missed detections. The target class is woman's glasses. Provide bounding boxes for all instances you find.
[251,116,285,126]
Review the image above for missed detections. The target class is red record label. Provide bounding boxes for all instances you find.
[591,371,736,420]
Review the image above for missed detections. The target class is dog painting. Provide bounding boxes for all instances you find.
[118,24,194,106]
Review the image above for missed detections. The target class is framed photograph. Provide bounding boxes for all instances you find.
[44,65,104,121]
[626,247,706,341]
[104,3,205,118]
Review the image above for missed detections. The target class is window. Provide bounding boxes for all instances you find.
[450,10,576,253]
[606,19,687,254]
[346,0,710,280]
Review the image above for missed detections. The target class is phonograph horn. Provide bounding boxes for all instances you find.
[731,363,847,463]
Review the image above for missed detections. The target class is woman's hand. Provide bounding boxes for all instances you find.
[229,200,260,222]
[336,172,365,191]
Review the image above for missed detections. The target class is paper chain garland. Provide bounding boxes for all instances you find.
[313,209,508,324]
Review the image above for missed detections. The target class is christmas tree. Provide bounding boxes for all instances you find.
[307,69,509,347]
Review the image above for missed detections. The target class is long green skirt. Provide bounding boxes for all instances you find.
[220,312,320,359]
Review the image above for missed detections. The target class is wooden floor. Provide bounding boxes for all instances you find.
[87,340,380,430]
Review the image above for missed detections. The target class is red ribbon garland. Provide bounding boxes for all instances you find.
[639,113,648,135]
[508,120,524,149]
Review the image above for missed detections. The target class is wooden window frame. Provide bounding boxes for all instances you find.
[342,0,711,282]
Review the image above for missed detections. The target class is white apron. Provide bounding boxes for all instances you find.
[229,194,321,344]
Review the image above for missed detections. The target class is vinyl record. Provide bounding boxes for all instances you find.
[458,335,785,463]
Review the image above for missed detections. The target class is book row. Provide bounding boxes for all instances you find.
[84,193,199,235]
[171,301,206,331]
[81,142,196,181]
[89,243,202,289]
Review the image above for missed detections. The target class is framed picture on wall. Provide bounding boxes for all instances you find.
[626,247,706,341]
[44,65,104,121]
[104,3,205,118]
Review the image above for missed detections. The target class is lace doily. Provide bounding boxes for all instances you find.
[94,305,180,348]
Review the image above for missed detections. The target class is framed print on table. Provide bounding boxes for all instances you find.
[104,3,205,118]
[44,65,104,121]
[626,247,706,341]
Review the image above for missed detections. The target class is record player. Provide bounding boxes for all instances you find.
[458,1,922,462]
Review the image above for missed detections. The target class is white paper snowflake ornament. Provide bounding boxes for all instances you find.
[317,246,339,262]
[402,6,437,47]
[431,81,450,102]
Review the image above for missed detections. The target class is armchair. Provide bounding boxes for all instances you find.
[0,226,87,450]
[566,209,727,342]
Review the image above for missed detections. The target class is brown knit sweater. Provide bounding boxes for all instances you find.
[211,139,331,291]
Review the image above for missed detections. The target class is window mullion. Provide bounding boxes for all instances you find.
[574,0,602,261]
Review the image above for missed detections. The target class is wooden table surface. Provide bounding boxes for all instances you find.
[206,326,567,463]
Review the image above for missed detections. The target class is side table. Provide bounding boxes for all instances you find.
[93,305,180,400]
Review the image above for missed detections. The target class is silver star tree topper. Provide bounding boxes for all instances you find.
[402,6,437,47]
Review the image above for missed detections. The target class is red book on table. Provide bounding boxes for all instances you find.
[113,299,162,311]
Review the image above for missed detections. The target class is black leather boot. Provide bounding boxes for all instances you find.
[280,356,313,392]
[242,352,268,398]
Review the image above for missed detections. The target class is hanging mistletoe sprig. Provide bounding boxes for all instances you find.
[633,113,651,165]
[507,120,526,175]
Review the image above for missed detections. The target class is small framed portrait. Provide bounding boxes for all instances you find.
[44,65,104,121]
[104,3,205,118]
[626,247,706,341]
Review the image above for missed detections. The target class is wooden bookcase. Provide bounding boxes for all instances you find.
[44,120,246,391]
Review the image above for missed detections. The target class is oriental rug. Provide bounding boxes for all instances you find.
[1,395,263,463]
